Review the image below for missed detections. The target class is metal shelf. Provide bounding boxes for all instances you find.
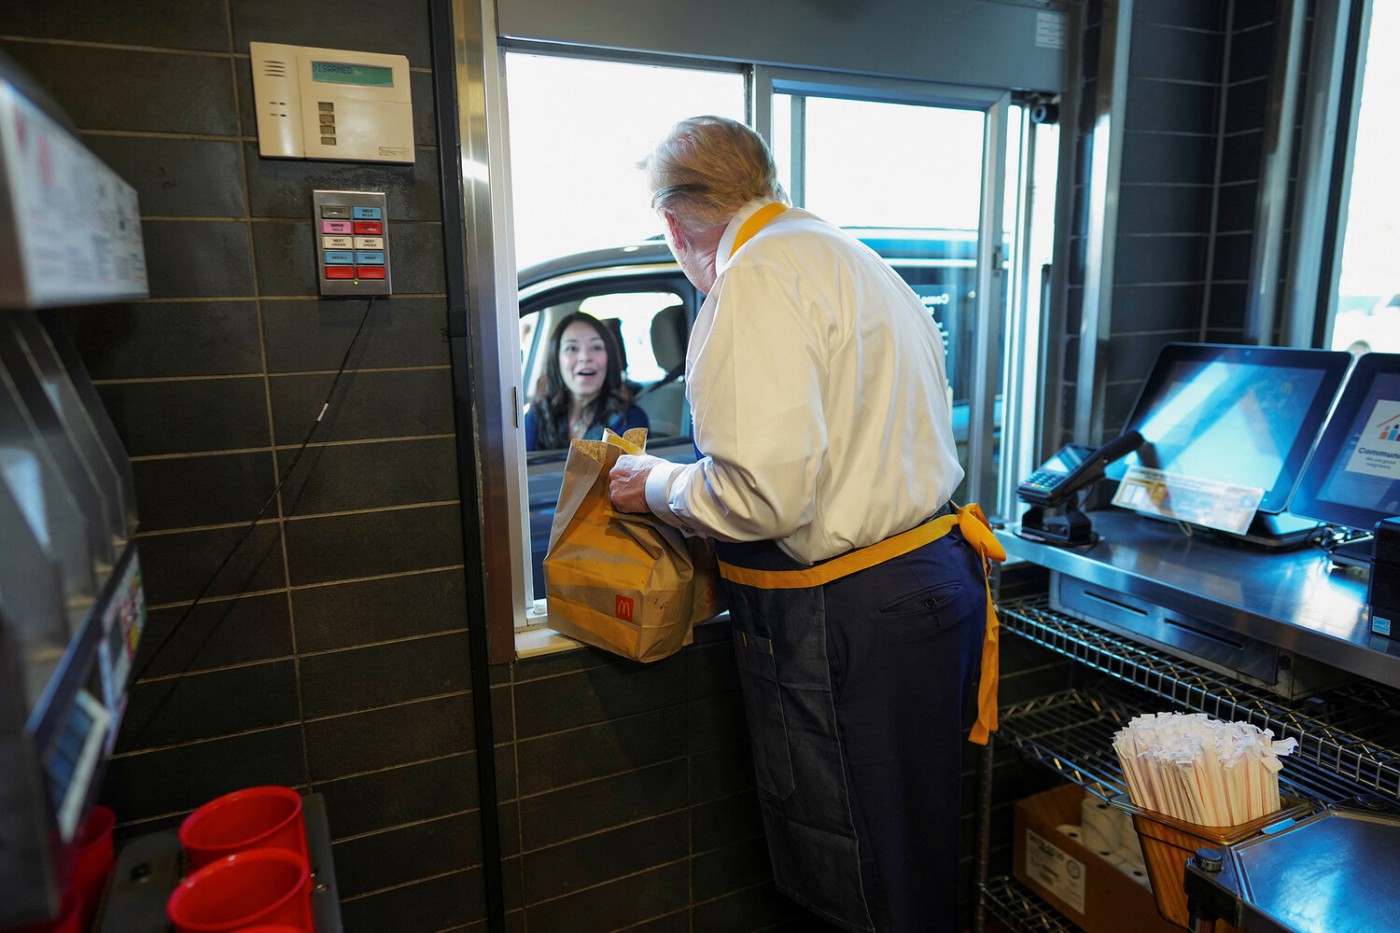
[998,597,1400,807]
[997,683,1136,802]
[980,875,1081,932]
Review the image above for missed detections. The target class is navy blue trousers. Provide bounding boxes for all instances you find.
[720,519,987,933]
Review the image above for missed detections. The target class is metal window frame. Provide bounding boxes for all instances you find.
[753,66,1016,512]
[1283,0,1370,349]
[453,31,1068,653]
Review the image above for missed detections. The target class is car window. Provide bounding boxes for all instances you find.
[519,281,696,601]
[521,286,691,454]
[892,263,976,407]
[577,291,681,384]
[516,234,984,605]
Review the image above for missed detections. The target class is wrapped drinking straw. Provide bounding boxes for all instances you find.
[1112,712,1298,826]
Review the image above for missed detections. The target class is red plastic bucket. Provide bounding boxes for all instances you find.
[166,848,313,933]
[72,804,117,930]
[179,786,307,871]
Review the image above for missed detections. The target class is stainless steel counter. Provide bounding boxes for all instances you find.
[1002,510,1400,689]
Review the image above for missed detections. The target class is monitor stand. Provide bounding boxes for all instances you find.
[1210,511,1325,551]
[1326,535,1374,571]
[1132,510,1323,551]
[1017,501,1100,547]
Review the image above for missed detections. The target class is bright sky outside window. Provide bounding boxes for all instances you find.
[1331,3,1400,355]
[803,98,984,229]
[503,54,745,270]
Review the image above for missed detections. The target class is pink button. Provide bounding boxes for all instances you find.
[321,221,352,234]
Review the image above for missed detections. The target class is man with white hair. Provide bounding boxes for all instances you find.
[609,115,1003,933]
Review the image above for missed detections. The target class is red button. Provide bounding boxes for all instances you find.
[356,266,386,279]
[324,265,356,279]
[352,221,382,235]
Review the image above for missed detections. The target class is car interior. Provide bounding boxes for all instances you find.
[633,304,689,438]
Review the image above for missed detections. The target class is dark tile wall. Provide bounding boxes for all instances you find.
[4,3,845,932]
[502,623,823,932]
[1065,0,1282,439]
[12,0,1294,929]
[3,1,488,929]
[1103,0,1229,432]
[1205,5,1280,344]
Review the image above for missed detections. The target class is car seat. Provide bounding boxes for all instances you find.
[636,305,689,437]
[599,316,629,372]
[600,316,643,396]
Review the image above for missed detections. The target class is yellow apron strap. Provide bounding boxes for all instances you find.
[958,504,1004,747]
[729,202,789,258]
[718,511,958,589]
[718,504,1005,745]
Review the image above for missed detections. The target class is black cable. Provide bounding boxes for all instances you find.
[125,294,378,720]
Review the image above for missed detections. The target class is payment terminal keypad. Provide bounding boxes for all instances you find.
[312,189,391,296]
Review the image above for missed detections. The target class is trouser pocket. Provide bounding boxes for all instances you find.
[732,627,796,801]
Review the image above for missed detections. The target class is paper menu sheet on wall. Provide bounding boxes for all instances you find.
[1111,465,1264,535]
[0,78,148,308]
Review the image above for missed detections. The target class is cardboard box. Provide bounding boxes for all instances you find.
[1012,783,1181,933]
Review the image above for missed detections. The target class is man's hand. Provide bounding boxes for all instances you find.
[610,453,665,513]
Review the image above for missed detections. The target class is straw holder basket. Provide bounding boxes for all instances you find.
[1107,794,1311,930]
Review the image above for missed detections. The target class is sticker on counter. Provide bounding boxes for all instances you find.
[1112,465,1264,535]
[1025,827,1085,913]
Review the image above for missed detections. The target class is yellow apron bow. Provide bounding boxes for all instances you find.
[958,504,1003,746]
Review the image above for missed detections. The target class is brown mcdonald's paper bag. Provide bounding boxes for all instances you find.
[544,428,724,662]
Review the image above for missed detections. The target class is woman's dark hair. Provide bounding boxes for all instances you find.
[532,311,632,449]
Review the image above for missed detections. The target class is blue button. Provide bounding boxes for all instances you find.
[323,250,354,264]
[351,206,382,220]
[354,250,384,265]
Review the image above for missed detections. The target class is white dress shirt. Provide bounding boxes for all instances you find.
[645,199,965,564]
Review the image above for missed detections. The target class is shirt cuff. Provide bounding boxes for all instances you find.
[644,461,686,529]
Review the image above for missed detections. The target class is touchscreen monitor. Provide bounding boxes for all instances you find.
[1103,343,1352,514]
[1289,352,1400,532]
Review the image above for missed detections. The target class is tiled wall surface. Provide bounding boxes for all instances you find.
[3,2,810,930]
[503,623,808,931]
[1063,0,1281,439]
[1103,0,1233,432]
[4,1,481,928]
[1206,2,1280,344]
[6,0,1292,930]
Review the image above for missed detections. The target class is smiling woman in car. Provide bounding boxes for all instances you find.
[524,311,650,451]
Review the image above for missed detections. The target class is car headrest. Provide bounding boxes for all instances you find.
[650,305,688,372]
[600,316,628,371]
